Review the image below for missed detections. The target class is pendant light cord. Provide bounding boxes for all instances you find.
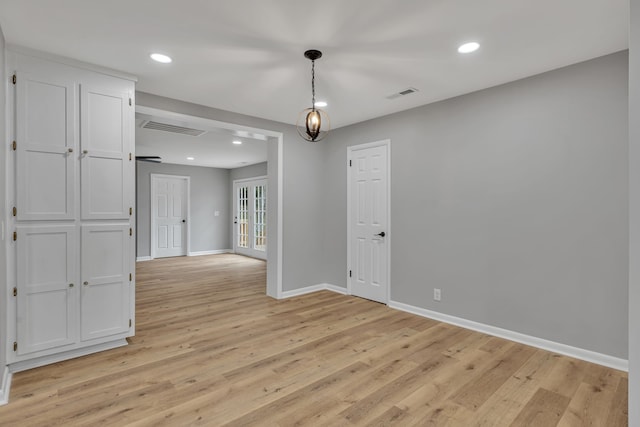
[311,59,316,111]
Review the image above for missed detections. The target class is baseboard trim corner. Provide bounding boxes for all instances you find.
[280,283,348,299]
[0,366,11,405]
[136,256,152,262]
[388,300,628,372]
[188,249,232,257]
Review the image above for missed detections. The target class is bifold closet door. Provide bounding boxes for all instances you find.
[81,224,130,341]
[16,71,76,221]
[80,87,130,220]
[16,226,78,356]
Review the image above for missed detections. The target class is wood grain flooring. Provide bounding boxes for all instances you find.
[0,254,628,426]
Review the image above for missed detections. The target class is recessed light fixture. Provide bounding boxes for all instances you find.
[458,42,480,54]
[314,101,328,108]
[232,140,242,145]
[186,156,195,160]
[150,53,172,63]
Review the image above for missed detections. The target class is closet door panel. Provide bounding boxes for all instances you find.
[16,72,76,220]
[81,87,129,219]
[16,226,77,355]
[81,224,130,341]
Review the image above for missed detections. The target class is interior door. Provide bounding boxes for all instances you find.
[233,178,267,260]
[16,225,77,355]
[348,142,390,303]
[81,224,130,341]
[16,71,76,221]
[152,175,188,258]
[80,86,130,219]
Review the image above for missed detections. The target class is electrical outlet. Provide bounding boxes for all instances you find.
[433,288,441,301]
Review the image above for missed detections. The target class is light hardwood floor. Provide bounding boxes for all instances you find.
[0,254,628,426]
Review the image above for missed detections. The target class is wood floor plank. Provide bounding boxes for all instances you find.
[0,254,628,426]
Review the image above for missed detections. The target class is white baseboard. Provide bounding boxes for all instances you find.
[280,283,348,299]
[388,300,628,372]
[136,256,152,262]
[8,339,128,373]
[0,366,11,405]
[188,249,232,257]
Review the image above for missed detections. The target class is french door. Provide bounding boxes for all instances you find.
[234,177,267,260]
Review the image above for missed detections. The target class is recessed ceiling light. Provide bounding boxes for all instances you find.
[314,101,328,108]
[232,140,242,145]
[458,42,480,54]
[150,53,172,63]
[186,156,195,160]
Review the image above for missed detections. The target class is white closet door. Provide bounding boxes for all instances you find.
[80,87,130,219]
[16,226,77,355]
[16,71,76,220]
[81,224,130,341]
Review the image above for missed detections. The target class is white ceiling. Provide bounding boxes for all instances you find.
[0,0,629,131]
[135,112,268,169]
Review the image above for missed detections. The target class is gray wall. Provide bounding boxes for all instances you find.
[324,52,629,359]
[136,162,231,257]
[136,92,327,291]
[230,162,268,182]
[629,0,639,422]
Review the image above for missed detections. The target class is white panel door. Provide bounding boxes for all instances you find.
[349,142,389,303]
[16,71,76,220]
[16,226,77,355]
[80,86,130,219]
[81,224,130,341]
[152,175,188,258]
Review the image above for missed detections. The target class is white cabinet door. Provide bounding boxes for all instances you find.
[16,226,77,355]
[80,87,130,219]
[16,71,76,220]
[81,224,130,341]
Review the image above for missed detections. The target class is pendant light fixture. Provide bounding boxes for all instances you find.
[296,49,330,142]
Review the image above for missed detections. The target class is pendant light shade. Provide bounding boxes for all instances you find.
[296,50,330,142]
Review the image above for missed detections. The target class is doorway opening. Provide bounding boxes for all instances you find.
[135,106,283,298]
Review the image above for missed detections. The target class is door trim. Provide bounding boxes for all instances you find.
[347,139,391,304]
[150,174,191,259]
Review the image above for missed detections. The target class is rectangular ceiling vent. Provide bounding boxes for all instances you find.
[140,120,207,137]
[386,87,419,100]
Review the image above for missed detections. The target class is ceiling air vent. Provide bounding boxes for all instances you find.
[140,120,207,137]
[386,87,419,100]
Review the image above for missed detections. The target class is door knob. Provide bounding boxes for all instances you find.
[375,231,386,237]
[182,219,186,223]
[83,281,89,286]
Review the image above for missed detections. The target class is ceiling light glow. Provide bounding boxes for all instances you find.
[186,156,195,160]
[150,53,172,63]
[314,101,328,108]
[232,140,242,145]
[458,42,480,54]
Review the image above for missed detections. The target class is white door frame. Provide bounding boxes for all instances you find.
[150,174,191,259]
[136,106,284,299]
[347,139,391,303]
[233,176,268,260]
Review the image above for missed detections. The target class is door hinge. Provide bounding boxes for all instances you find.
[129,228,133,236]
[12,74,16,85]
[13,287,17,297]
[13,342,17,352]
[129,207,133,216]
[12,140,16,151]
[349,270,352,278]
[349,160,352,167]
[12,206,17,216]
[129,319,132,328]
[129,273,132,282]
[13,231,17,241]
[129,152,132,161]
[129,98,132,106]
